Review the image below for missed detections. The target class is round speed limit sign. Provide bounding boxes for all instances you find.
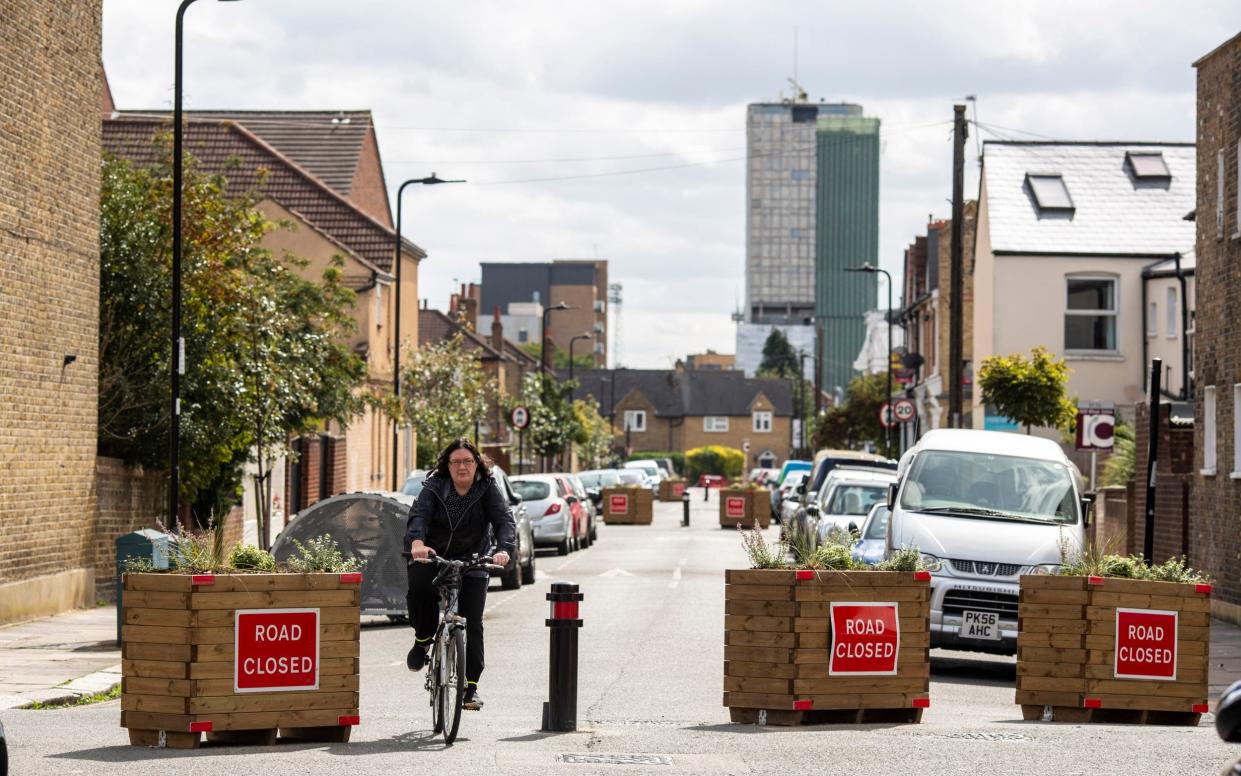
[892,398,916,424]
[510,405,530,430]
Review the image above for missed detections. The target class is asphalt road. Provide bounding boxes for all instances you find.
[6,491,1238,775]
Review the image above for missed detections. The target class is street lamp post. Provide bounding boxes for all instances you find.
[568,333,593,387]
[170,0,241,530]
[391,173,464,490]
[845,263,893,452]
[541,302,573,374]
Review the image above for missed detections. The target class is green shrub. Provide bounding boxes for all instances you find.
[287,535,362,573]
[740,529,789,569]
[685,445,745,482]
[876,546,932,572]
[1059,540,1209,584]
[228,544,276,571]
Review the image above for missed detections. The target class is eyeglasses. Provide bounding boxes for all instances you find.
[448,457,476,468]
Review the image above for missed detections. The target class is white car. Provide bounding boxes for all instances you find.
[886,429,1087,655]
[811,467,898,544]
[622,460,662,491]
[776,471,809,525]
[510,474,576,555]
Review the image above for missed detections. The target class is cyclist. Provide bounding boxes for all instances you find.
[405,438,515,711]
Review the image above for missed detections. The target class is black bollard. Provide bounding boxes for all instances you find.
[682,490,691,527]
[541,581,583,732]
[703,483,709,502]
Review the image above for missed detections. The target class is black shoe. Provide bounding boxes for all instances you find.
[406,642,429,672]
[463,686,483,710]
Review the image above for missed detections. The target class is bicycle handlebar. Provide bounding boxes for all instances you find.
[400,551,503,572]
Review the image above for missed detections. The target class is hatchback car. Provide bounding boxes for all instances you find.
[577,468,620,508]
[550,472,591,549]
[565,473,599,544]
[511,474,576,555]
[851,504,890,566]
[809,467,898,546]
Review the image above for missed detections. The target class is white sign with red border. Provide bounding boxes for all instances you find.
[829,602,900,676]
[725,496,746,518]
[609,493,629,515]
[234,608,320,693]
[1114,607,1177,681]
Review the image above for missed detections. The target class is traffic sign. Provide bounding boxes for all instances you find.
[1114,608,1177,680]
[829,602,900,675]
[879,403,897,429]
[234,608,320,693]
[608,494,629,515]
[724,496,746,518]
[1076,406,1115,451]
[892,398,916,424]
[510,405,530,430]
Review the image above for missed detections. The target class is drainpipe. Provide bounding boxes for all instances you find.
[1174,252,1190,400]
[1140,275,1149,395]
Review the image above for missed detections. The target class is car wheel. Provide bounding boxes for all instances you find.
[521,553,536,585]
[557,537,570,555]
[387,614,409,625]
[500,554,522,590]
[590,523,598,542]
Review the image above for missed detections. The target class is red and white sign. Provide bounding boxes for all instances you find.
[671,482,685,498]
[609,494,629,515]
[892,398,916,424]
[235,608,320,693]
[725,496,746,518]
[878,403,897,429]
[829,602,900,676]
[1076,405,1116,451]
[1114,608,1177,681]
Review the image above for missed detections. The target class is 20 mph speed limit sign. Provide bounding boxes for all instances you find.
[892,398,916,424]
[510,405,530,430]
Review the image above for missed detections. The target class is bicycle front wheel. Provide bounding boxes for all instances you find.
[441,627,466,744]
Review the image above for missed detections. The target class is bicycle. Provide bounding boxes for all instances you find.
[403,551,499,744]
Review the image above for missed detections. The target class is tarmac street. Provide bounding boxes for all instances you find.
[3,490,1240,775]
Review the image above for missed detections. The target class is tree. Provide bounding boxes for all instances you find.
[572,397,614,469]
[811,371,897,458]
[978,346,1076,434]
[401,333,495,467]
[758,328,798,378]
[514,371,580,467]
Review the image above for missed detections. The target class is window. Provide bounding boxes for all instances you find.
[1218,150,1226,240]
[1203,386,1217,475]
[374,283,383,328]
[1233,385,1241,477]
[753,411,773,433]
[1065,277,1117,351]
[517,328,528,343]
[623,410,646,433]
[1125,151,1170,180]
[1026,173,1074,212]
[1166,287,1177,337]
[1147,301,1157,338]
[703,416,729,432]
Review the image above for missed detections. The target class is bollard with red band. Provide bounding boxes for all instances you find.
[542,581,584,732]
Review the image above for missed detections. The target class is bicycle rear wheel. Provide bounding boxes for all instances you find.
[440,627,466,744]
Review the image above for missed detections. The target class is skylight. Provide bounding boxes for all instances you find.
[1026,173,1074,211]
[1126,151,1171,180]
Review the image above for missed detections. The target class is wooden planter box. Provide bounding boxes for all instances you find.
[1016,574,1212,724]
[658,480,687,502]
[723,569,931,725]
[600,487,653,525]
[120,572,362,748]
[719,489,771,529]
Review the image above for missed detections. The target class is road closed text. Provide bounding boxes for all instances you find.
[235,608,321,693]
[829,602,900,675]
[1114,608,1177,681]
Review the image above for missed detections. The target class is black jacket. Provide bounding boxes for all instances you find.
[405,473,516,565]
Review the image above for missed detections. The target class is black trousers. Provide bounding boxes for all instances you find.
[406,562,488,685]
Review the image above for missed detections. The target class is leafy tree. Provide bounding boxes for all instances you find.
[572,397,614,469]
[514,371,580,468]
[811,371,896,458]
[401,332,495,467]
[1099,421,1136,488]
[758,328,798,378]
[978,346,1076,434]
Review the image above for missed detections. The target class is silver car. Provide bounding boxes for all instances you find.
[810,467,898,545]
[511,474,575,555]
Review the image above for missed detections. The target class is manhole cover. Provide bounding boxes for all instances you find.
[933,731,1032,742]
[559,754,673,766]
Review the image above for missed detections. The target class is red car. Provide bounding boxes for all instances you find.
[552,473,591,549]
[697,474,727,488]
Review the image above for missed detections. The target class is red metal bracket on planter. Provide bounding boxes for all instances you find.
[1196,583,1213,595]
[191,574,215,586]
[795,570,815,581]
[338,714,360,726]
[1087,576,1105,586]
[793,699,813,711]
[189,721,213,733]
[339,572,363,584]
[1192,703,1209,714]
[911,697,931,708]
[1083,697,1102,709]
[914,570,932,582]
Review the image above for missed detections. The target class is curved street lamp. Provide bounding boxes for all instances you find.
[541,302,573,373]
[568,333,593,388]
[845,262,894,451]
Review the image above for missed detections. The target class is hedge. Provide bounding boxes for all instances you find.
[685,445,745,482]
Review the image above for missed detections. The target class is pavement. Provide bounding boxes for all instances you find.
[0,605,121,709]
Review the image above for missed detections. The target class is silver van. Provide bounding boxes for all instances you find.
[886,429,1088,655]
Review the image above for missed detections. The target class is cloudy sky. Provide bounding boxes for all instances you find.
[102,1,1241,368]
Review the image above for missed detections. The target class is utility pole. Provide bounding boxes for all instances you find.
[814,320,823,416]
[949,104,967,428]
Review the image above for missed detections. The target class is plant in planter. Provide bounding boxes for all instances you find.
[724,530,933,726]
[599,483,654,525]
[719,481,771,530]
[120,533,363,749]
[1016,545,1212,724]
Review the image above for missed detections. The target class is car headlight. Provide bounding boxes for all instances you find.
[919,553,945,573]
[1029,563,1061,575]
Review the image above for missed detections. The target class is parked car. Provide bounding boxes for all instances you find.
[769,459,812,518]
[550,473,591,549]
[1,717,7,776]
[773,470,808,524]
[886,429,1088,655]
[565,473,598,544]
[577,468,621,507]
[788,449,898,537]
[617,470,648,488]
[490,465,537,589]
[697,473,726,488]
[623,459,663,489]
[511,474,576,555]
[851,503,890,566]
[811,467,898,545]
[400,469,427,497]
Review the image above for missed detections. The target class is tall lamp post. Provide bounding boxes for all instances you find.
[845,262,893,452]
[170,0,242,529]
[391,173,464,489]
[568,333,593,387]
[541,302,573,373]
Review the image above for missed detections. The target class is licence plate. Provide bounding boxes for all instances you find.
[961,610,1000,640]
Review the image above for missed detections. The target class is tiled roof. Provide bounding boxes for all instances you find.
[983,141,1195,257]
[418,308,503,360]
[102,117,422,273]
[569,369,793,417]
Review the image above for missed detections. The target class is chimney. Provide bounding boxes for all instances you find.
[491,305,504,352]
[457,283,479,330]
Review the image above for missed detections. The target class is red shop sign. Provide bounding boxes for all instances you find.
[234,608,320,693]
[829,602,900,676]
[1114,608,1177,681]
[609,494,629,515]
[725,496,746,518]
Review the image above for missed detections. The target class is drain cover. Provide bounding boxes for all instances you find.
[559,754,673,766]
[934,731,1032,742]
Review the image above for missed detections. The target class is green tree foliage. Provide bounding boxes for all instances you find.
[571,397,614,470]
[685,445,745,481]
[401,332,495,467]
[757,328,799,378]
[515,371,581,464]
[978,346,1076,433]
[811,371,896,458]
[1099,421,1136,488]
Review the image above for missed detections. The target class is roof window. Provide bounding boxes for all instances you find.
[1026,173,1074,212]
[1126,151,1171,180]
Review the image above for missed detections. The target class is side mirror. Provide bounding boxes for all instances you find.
[887,483,898,510]
[797,482,806,495]
[847,521,859,534]
[806,504,820,518]
[1081,492,1096,528]
[510,494,523,506]
[565,495,578,504]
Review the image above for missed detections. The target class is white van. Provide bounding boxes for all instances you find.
[886,429,1088,655]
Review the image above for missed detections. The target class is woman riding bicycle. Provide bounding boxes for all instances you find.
[405,438,515,710]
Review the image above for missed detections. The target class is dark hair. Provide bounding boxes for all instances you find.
[431,438,492,482]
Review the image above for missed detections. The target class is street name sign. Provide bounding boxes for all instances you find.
[1114,608,1177,680]
[828,602,900,675]
[234,608,320,693]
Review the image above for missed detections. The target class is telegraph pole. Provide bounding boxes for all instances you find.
[948,104,967,428]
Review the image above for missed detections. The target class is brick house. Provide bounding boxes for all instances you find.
[1191,33,1241,623]
[0,2,102,623]
[571,368,794,467]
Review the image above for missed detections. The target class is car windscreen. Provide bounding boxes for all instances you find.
[865,507,890,539]
[618,471,644,484]
[401,477,425,497]
[825,484,888,515]
[512,480,551,501]
[899,449,1078,524]
[578,473,602,488]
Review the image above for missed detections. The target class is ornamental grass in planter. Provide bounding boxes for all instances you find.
[600,484,654,525]
[723,531,932,725]
[658,478,687,502]
[719,483,771,529]
[1016,548,1211,724]
[121,530,363,749]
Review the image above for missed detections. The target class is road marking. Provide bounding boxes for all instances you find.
[599,568,634,577]
[668,565,684,589]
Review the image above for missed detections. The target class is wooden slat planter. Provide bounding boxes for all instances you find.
[719,489,771,529]
[658,480,687,502]
[1016,574,1211,724]
[121,572,362,749]
[600,487,654,525]
[723,569,931,725]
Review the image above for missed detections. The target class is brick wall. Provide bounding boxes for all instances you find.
[1191,37,1241,613]
[94,457,164,602]
[0,2,102,612]
[1130,403,1194,564]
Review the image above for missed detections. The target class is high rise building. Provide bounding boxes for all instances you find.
[479,260,608,366]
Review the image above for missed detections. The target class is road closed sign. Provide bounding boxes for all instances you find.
[609,494,629,515]
[1114,608,1177,681]
[829,602,900,676]
[235,608,320,693]
[725,496,746,518]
